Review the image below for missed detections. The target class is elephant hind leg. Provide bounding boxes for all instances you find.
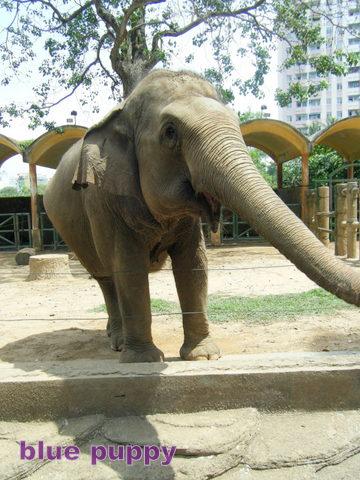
[96,276,124,351]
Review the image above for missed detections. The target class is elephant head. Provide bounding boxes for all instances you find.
[75,70,360,306]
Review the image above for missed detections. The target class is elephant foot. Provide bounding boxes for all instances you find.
[106,319,124,351]
[119,344,164,363]
[110,331,124,352]
[180,336,220,361]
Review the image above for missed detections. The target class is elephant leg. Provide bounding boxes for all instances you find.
[83,197,163,363]
[101,233,163,363]
[169,221,220,361]
[114,265,164,363]
[96,276,124,351]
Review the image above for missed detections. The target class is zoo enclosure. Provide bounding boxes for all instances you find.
[307,177,360,259]
[1,117,360,250]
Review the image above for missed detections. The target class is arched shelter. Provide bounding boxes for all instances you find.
[312,117,360,178]
[0,134,21,168]
[22,125,87,249]
[24,125,87,168]
[240,119,311,222]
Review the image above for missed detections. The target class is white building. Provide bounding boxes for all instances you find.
[278,0,360,135]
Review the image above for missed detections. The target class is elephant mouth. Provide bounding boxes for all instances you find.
[197,191,221,233]
[180,180,220,232]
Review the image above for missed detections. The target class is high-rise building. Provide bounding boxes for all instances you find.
[278,0,360,134]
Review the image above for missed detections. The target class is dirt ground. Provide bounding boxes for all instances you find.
[0,243,359,363]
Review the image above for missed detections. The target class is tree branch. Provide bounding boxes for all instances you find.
[17,0,94,26]
[96,33,120,88]
[32,59,98,111]
[154,0,266,41]
[93,0,119,35]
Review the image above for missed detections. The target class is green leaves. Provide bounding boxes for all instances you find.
[1,0,360,128]
[203,68,234,103]
[282,144,345,188]
[276,80,329,107]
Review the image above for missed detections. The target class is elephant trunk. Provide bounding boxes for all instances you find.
[185,108,360,306]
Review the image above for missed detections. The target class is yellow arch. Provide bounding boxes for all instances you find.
[240,119,310,163]
[24,125,87,168]
[313,117,360,161]
[0,134,21,168]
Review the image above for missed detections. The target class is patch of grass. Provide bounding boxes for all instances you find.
[151,298,178,313]
[91,304,107,313]
[90,298,178,315]
[207,288,354,324]
[90,289,354,325]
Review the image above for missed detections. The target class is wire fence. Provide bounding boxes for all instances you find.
[0,263,302,276]
[0,262,355,322]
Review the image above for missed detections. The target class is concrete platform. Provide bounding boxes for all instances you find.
[1,351,360,421]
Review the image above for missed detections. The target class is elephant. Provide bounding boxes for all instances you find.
[44,69,360,363]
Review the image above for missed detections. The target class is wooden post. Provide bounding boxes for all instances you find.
[300,153,309,223]
[210,227,221,246]
[277,162,283,190]
[347,163,354,180]
[317,186,330,247]
[306,189,317,234]
[335,183,347,256]
[346,181,359,259]
[29,162,42,251]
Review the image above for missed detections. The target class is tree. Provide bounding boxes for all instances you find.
[238,109,277,187]
[0,176,48,197]
[0,186,19,197]
[1,0,359,129]
[15,175,31,196]
[282,145,350,188]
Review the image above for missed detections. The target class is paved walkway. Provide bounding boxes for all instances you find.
[2,408,360,479]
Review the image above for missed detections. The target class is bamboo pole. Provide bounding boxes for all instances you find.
[277,162,283,190]
[306,189,317,234]
[300,153,309,223]
[317,186,330,247]
[346,181,359,259]
[335,183,347,256]
[347,163,354,180]
[210,227,221,246]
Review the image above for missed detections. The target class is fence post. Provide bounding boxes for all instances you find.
[346,181,359,259]
[335,183,348,256]
[317,186,330,247]
[306,189,317,234]
[210,226,221,246]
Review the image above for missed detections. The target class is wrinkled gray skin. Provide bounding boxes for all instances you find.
[44,70,360,363]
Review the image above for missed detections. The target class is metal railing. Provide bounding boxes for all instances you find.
[0,213,31,250]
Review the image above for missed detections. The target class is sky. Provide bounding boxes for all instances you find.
[0,7,279,188]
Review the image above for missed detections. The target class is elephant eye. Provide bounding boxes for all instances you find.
[165,124,177,140]
[161,123,178,148]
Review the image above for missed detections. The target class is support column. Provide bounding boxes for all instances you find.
[277,162,283,190]
[300,153,309,223]
[29,162,42,251]
[347,162,354,180]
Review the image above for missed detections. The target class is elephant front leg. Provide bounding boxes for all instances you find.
[96,276,124,351]
[114,266,164,363]
[170,227,220,361]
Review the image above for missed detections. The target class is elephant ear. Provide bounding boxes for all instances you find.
[72,101,138,197]
[72,102,161,233]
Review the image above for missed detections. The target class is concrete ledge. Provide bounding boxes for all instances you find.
[1,351,360,421]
